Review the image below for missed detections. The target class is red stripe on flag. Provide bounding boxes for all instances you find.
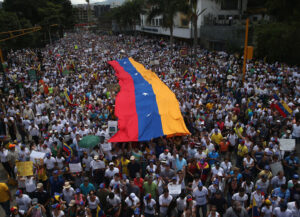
[108,61,139,142]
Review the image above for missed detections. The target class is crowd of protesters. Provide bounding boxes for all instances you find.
[0,32,299,217]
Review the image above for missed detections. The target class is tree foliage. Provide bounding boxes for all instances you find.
[255,0,300,65]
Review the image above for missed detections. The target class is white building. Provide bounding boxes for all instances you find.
[136,0,251,49]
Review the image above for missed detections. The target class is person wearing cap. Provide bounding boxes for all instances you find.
[91,154,106,185]
[283,152,300,180]
[10,206,25,217]
[105,162,119,182]
[80,177,95,196]
[236,141,248,169]
[209,190,226,216]
[261,199,272,217]
[15,189,32,213]
[32,182,51,216]
[96,183,109,212]
[62,182,75,205]
[0,182,12,216]
[193,181,208,217]
[49,170,64,196]
[0,145,14,180]
[143,193,156,217]
[249,185,264,212]
[272,184,290,204]
[66,200,77,217]
[7,143,18,179]
[258,165,273,180]
[125,192,140,217]
[256,174,270,195]
[26,198,46,217]
[208,179,220,199]
[51,203,64,217]
[127,156,141,179]
[159,149,172,164]
[159,188,173,217]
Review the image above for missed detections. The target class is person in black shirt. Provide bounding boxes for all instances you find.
[32,183,50,217]
[127,156,141,179]
[209,190,227,216]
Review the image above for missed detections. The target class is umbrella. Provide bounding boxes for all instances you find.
[78,135,100,149]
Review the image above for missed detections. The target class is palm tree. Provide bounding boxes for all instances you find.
[147,0,183,52]
[186,0,207,56]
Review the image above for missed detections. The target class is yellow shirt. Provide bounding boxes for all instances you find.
[234,127,243,138]
[237,144,248,157]
[121,158,130,176]
[211,133,223,145]
[0,183,10,202]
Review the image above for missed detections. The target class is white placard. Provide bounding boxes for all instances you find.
[30,151,45,162]
[279,139,295,151]
[168,184,181,195]
[88,48,92,52]
[101,143,112,152]
[69,163,82,173]
[154,60,159,65]
[108,121,118,135]
[270,162,283,176]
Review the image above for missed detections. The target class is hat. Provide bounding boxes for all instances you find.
[10,206,17,212]
[15,190,22,196]
[164,149,169,152]
[51,203,60,209]
[134,208,140,215]
[84,177,89,182]
[130,193,136,199]
[265,199,271,205]
[198,181,203,187]
[37,183,43,189]
[53,170,58,175]
[99,183,105,189]
[130,156,135,160]
[186,194,193,201]
[32,198,38,205]
[46,153,51,157]
[69,200,76,207]
[293,174,299,179]
[76,188,81,193]
[109,162,114,166]
[264,165,270,170]
[213,179,219,185]
[256,185,262,190]
[8,144,15,149]
[172,176,177,181]
[63,182,71,189]
[145,193,151,200]
[94,155,99,160]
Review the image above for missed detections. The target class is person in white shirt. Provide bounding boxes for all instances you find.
[287,200,300,217]
[261,199,273,217]
[125,193,140,216]
[15,190,32,212]
[87,190,100,214]
[44,153,56,175]
[55,154,65,170]
[271,171,287,188]
[159,188,173,216]
[193,181,208,217]
[105,162,119,179]
[143,193,156,217]
[25,176,36,197]
[62,182,75,205]
[232,187,248,208]
[82,152,93,173]
[106,192,121,217]
[159,149,172,164]
[273,203,292,217]
[250,186,264,210]
[176,193,187,215]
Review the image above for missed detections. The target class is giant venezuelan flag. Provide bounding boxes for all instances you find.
[108,58,190,142]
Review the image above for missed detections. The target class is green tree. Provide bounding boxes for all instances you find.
[147,0,184,52]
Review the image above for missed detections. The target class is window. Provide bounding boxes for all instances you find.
[156,19,159,26]
[221,0,238,10]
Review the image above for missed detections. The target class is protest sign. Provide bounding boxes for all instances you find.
[69,163,82,173]
[279,139,295,151]
[154,60,159,65]
[168,184,181,195]
[16,161,33,176]
[28,70,37,81]
[101,143,112,152]
[108,121,118,135]
[270,162,283,175]
[30,151,45,162]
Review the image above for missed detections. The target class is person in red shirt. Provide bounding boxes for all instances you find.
[219,138,229,159]
[133,173,144,194]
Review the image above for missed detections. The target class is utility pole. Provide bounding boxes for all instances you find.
[242,18,249,83]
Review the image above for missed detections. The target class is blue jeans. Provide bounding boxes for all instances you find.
[0,200,10,217]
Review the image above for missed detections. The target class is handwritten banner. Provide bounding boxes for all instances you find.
[16,161,33,176]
